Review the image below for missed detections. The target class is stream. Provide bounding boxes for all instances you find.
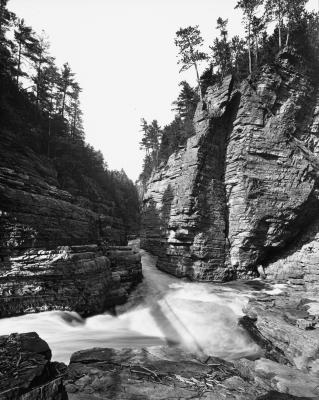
[0,245,284,364]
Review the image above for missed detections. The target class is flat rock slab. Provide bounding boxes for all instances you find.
[64,346,319,400]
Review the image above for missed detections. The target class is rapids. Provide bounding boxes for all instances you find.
[0,245,283,364]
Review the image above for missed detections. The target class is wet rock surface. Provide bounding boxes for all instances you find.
[0,332,67,400]
[141,50,319,287]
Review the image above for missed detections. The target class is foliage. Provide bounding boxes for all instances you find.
[175,25,207,101]
[0,0,140,236]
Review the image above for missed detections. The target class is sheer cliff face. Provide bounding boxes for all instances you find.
[141,51,319,288]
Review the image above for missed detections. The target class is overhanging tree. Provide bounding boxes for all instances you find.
[175,25,207,102]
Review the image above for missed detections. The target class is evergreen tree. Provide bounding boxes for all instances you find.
[69,82,84,141]
[251,16,265,66]
[235,0,262,74]
[31,32,53,107]
[175,26,207,102]
[210,18,232,78]
[13,18,36,84]
[172,81,199,120]
[285,0,308,46]
[231,35,246,75]
[57,62,75,118]
[0,0,15,75]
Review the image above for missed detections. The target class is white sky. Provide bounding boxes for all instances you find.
[9,0,318,181]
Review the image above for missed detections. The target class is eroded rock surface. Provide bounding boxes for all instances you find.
[0,332,66,400]
[141,49,319,288]
[240,285,319,373]
[0,244,142,318]
[64,346,319,399]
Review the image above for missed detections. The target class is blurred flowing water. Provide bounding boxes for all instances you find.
[0,246,282,364]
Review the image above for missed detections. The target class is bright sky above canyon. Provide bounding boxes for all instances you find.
[9,0,318,181]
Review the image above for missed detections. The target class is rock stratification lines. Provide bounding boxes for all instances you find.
[141,50,319,288]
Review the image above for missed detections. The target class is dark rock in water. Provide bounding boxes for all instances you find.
[0,332,67,399]
[0,244,142,318]
[141,50,319,290]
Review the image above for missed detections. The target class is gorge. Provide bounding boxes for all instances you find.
[1,0,319,398]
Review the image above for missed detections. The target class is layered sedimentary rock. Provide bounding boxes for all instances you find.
[0,127,142,317]
[0,332,66,400]
[0,244,142,318]
[141,49,319,288]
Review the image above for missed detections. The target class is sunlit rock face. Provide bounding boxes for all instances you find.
[141,49,319,288]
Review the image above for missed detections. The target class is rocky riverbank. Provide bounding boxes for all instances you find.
[1,331,319,399]
[1,246,318,399]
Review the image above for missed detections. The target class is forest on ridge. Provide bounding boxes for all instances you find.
[138,0,319,187]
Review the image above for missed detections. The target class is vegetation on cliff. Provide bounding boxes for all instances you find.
[138,0,319,186]
[0,0,140,235]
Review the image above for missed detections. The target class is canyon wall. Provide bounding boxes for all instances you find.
[141,49,319,290]
[0,121,142,317]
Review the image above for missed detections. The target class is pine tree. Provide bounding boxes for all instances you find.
[231,35,246,75]
[14,18,37,85]
[57,62,75,119]
[172,81,199,120]
[69,82,84,141]
[175,26,207,102]
[251,16,265,66]
[235,0,262,74]
[210,18,232,78]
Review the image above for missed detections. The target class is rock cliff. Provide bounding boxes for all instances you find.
[141,49,319,289]
[0,105,142,318]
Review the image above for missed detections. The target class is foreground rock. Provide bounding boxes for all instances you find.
[0,244,142,318]
[240,285,319,373]
[64,346,319,399]
[0,332,66,399]
[141,49,319,288]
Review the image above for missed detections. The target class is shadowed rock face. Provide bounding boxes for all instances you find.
[141,50,319,288]
[0,332,67,400]
[0,245,142,318]
[0,125,142,317]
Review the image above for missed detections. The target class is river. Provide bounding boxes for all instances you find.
[0,244,285,364]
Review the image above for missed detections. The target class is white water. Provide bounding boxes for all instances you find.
[0,246,279,364]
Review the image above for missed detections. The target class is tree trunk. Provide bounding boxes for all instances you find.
[193,61,203,103]
[72,107,77,139]
[248,20,252,74]
[16,42,22,84]
[47,117,51,157]
[278,1,282,49]
[0,1,4,38]
[61,89,66,118]
[285,30,290,46]
[255,35,259,67]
